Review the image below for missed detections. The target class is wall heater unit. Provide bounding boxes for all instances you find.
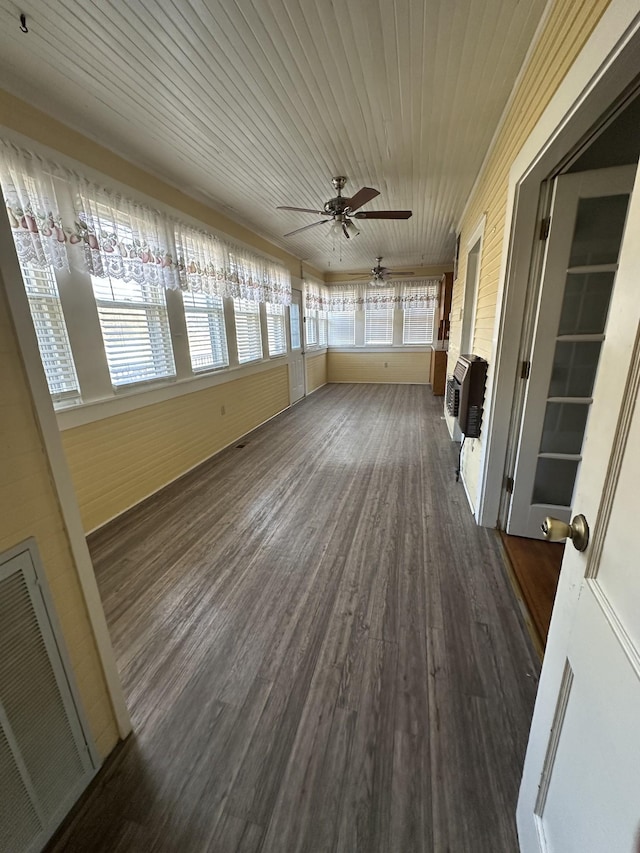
[446,355,488,438]
[0,541,95,853]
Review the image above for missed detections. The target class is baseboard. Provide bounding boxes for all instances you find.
[460,471,476,517]
[305,381,328,396]
[326,379,429,385]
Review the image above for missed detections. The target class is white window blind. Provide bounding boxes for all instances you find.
[234,298,263,363]
[266,302,287,356]
[365,291,394,344]
[403,286,436,344]
[329,311,355,346]
[318,312,328,347]
[92,275,175,387]
[20,262,80,400]
[305,308,318,347]
[183,290,228,372]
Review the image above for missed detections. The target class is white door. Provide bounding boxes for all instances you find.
[517,160,640,852]
[508,166,635,538]
[288,289,305,404]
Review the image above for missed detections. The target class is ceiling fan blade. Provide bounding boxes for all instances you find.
[283,220,331,237]
[353,210,413,219]
[392,271,416,276]
[345,187,380,212]
[277,206,329,215]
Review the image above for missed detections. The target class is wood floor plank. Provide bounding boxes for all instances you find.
[336,637,399,853]
[258,664,342,852]
[48,384,539,853]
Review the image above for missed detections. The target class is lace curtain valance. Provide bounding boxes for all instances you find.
[75,176,183,290]
[327,278,442,311]
[0,140,291,304]
[0,140,71,271]
[304,279,331,312]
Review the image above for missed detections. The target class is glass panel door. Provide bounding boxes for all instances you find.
[507,166,635,538]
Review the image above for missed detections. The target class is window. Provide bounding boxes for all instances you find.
[92,275,175,387]
[365,290,394,344]
[289,300,301,349]
[328,311,355,346]
[266,302,287,356]
[305,308,318,348]
[403,286,436,344]
[183,291,228,372]
[318,311,328,347]
[234,298,263,363]
[20,262,80,400]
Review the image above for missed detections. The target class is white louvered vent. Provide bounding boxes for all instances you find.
[0,546,94,853]
[0,727,41,853]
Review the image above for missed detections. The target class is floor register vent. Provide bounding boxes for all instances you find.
[0,541,95,853]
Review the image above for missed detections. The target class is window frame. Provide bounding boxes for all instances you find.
[91,274,176,389]
[265,301,288,357]
[364,290,395,345]
[328,309,356,347]
[182,289,229,373]
[233,297,263,364]
[19,260,81,402]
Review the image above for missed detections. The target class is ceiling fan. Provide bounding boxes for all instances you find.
[348,256,416,285]
[277,176,412,239]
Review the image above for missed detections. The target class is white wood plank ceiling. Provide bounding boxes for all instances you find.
[0,0,548,275]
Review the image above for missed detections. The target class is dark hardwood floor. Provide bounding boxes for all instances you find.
[500,531,564,653]
[50,384,539,853]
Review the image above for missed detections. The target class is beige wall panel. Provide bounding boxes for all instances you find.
[327,351,430,385]
[306,352,328,393]
[0,282,118,758]
[62,366,289,532]
[449,0,612,508]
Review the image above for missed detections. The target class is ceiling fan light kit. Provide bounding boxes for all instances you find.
[277,176,412,239]
[347,257,416,286]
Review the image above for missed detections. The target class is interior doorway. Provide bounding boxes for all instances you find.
[500,90,640,651]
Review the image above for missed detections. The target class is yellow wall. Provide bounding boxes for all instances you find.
[0,278,118,758]
[62,366,289,532]
[449,0,612,507]
[327,351,430,384]
[305,351,328,393]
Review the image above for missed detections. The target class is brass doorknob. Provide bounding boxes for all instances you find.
[541,514,589,552]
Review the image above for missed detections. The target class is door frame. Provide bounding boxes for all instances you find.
[288,286,306,404]
[460,214,486,358]
[473,1,640,529]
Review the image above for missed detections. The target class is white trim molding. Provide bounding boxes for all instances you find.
[0,208,131,742]
[475,0,640,529]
